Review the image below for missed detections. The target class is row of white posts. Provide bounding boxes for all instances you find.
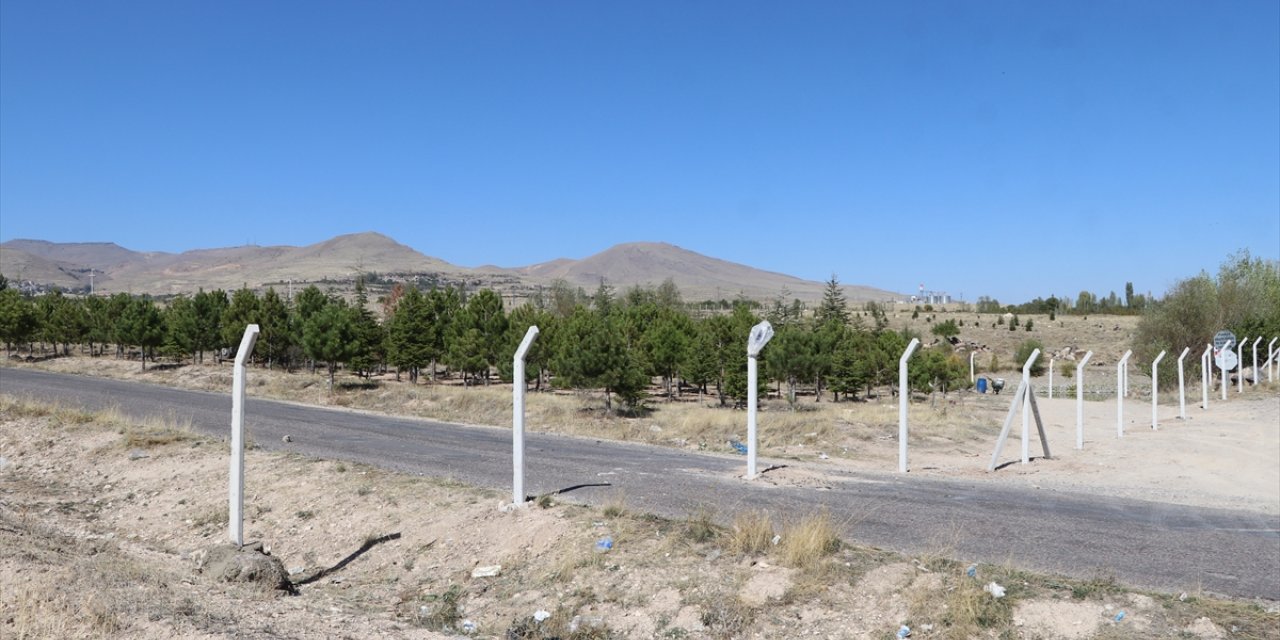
[224,324,1280,542]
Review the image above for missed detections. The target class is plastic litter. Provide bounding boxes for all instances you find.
[594,537,613,553]
[983,582,1006,598]
[729,440,748,455]
[461,619,477,634]
[533,610,552,622]
[771,534,781,546]
[896,624,911,638]
[1114,610,1126,622]
[471,565,502,578]
[965,564,977,578]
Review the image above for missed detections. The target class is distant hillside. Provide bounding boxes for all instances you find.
[0,239,147,271]
[0,232,467,295]
[0,233,902,303]
[0,247,90,290]
[502,242,899,303]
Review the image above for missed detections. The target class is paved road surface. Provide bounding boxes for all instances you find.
[3,367,1277,600]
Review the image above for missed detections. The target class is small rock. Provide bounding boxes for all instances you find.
[471,565,502,578]
[533,610,552,622]
[127,449,149,460]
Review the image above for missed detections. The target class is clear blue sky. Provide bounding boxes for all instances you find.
[2,1,1277,303]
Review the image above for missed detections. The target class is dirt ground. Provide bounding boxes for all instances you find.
[2,396,1277,640]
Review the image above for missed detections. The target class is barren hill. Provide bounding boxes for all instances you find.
[0,247,89,290]
[0,239,147,271]
[504,241,900,302]
[0,233,901,303]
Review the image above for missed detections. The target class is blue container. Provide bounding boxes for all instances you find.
[976,378,988,394]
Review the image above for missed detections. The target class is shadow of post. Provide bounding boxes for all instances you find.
[291,532,402,587]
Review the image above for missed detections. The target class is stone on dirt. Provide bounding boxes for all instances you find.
[196,542,291,591]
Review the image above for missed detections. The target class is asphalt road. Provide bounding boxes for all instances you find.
[3,367,1277,601]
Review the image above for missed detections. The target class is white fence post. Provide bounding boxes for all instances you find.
[1116,350,1132,438]
[1251,337,1262,386]
[970,351,976,384]
[898,338,921,473]
[229,324,259,547]
[1201,344,1211,409]
[1176,347,1190,420]
[1237,338,1247,393]
[1269,337,1278,383]
[1151,350,1166,430]
[1075,350,1092,450]
[512,326,540,506]
[1020,348,1041,464]
[1048,357,1055,399]
[746,321,774,479]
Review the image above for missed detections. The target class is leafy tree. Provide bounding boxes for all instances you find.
[1014,339,1046,377]
[931,319,960,340]
[1134,251,1280,388]
[0,289,38,356]
[909,347,968,398]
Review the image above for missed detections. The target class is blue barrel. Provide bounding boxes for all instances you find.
[976,378,988,394]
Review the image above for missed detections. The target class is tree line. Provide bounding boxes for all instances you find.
[0,273,971,412]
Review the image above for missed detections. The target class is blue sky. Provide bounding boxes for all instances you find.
[2,1,1277,303]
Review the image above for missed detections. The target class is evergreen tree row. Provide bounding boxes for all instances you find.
[0,274,969,410]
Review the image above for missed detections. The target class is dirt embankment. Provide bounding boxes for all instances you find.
[2,396,1276,639]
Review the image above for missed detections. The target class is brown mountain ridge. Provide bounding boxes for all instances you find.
[0,232,901,303]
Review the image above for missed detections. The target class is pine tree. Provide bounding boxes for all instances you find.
[816,275,850,327]
[258,287,294,370]
[118,297,165,370]
[302,298,358,389]
[222,287,260,357]
[387,286,431,382]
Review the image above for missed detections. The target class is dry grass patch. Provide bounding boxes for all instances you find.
[728,510,775,556]
[778,511,841,569]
